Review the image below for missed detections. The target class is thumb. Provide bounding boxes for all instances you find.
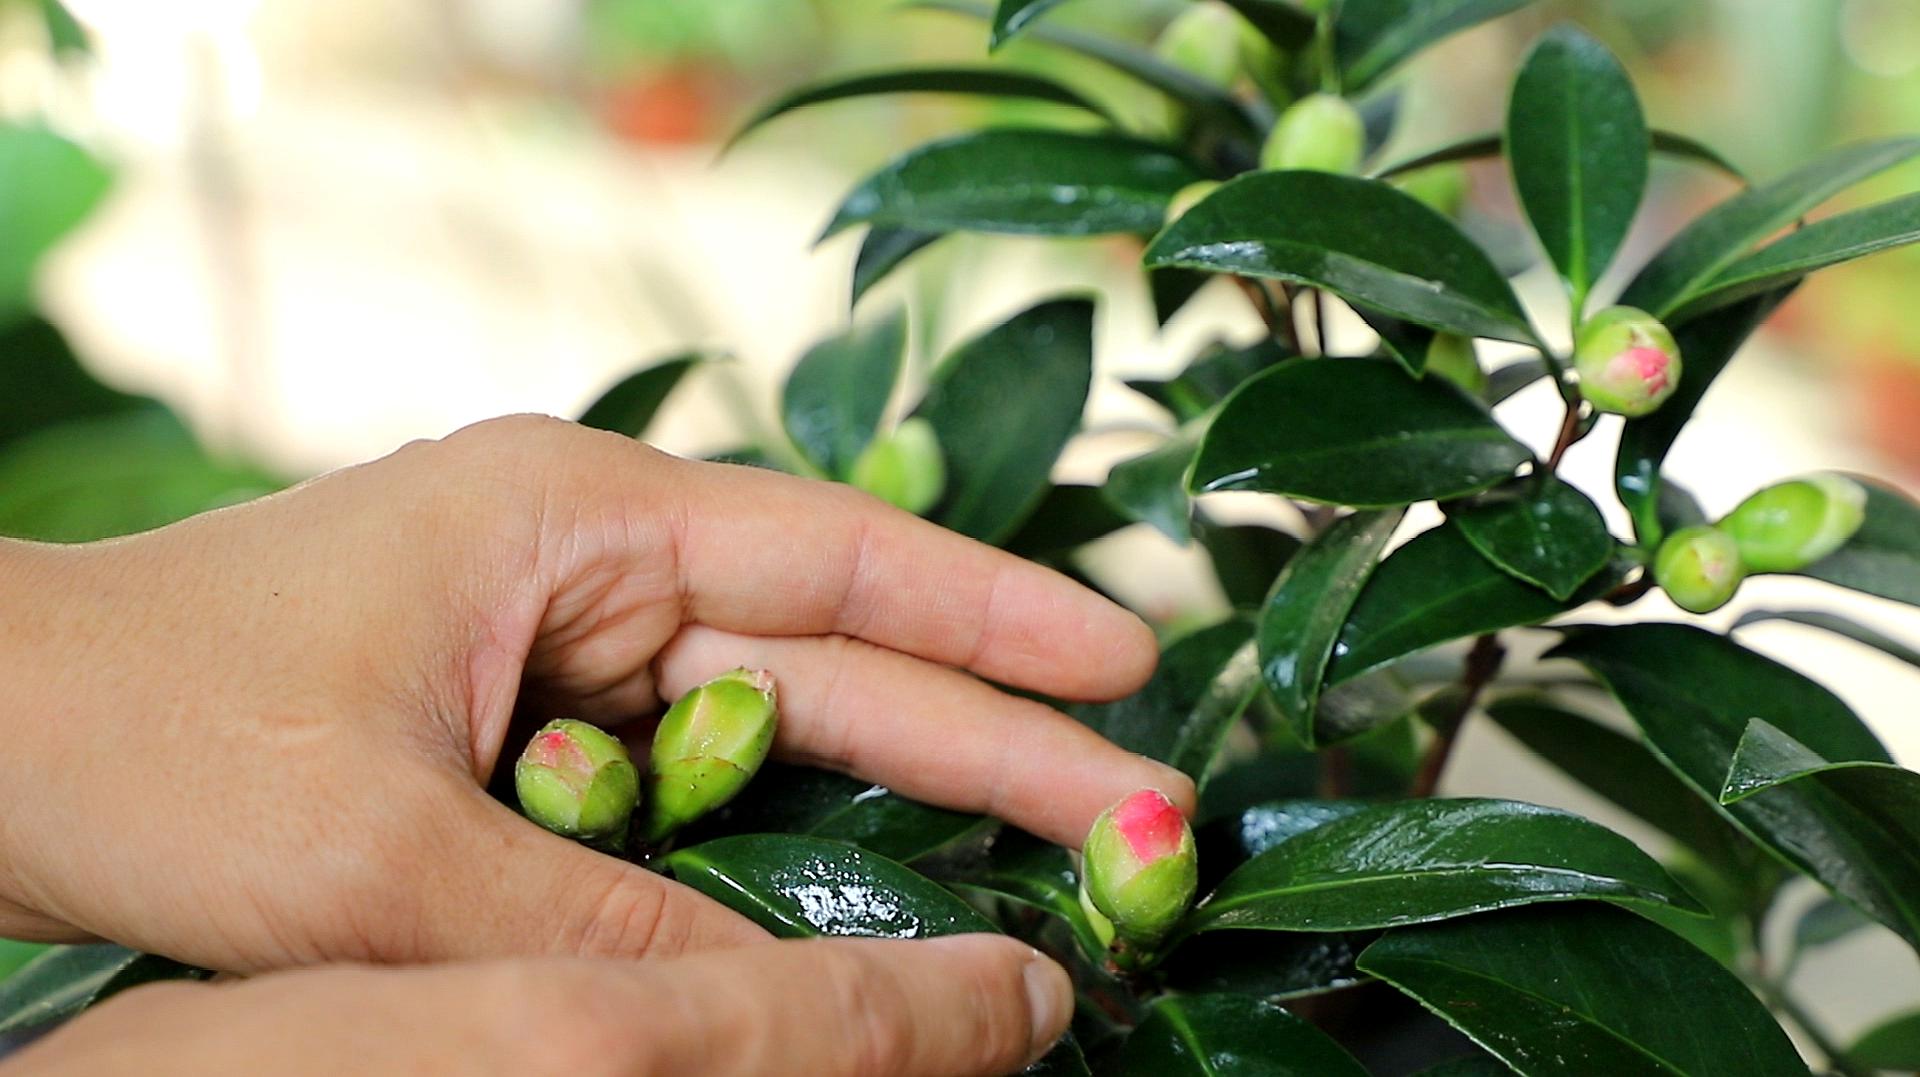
[638,934,1073,1077]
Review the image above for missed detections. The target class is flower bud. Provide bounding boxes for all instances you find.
[1261,93,1365,175]
[1719,473,1867,573]
[1394,163,1470,217]
[849,418,945,516]
[1425,333,1486,395]
[641,668,778,842]
[1653,525,1744,614]
[1154,3,1244,89]
[1080,789,1198,946]
[1574,306,1682,417]
[515,719,640,843]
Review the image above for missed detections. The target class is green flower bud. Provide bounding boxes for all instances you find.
[1394,163,1470,217]
[1261,93,1365,175]
[1425,333,1486,395]
[642,668,778,842]
[1720,473,1867,573]
[1164,180,1220,226]
[516,719,640,843]
[1076,877,1117,952]
[849,418,945,515]
[1653,525,1745,614]
[1154,3,1244,89]
[1574,306,1682,417]
[1081,789,1197,946]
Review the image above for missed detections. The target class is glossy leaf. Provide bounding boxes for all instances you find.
[781,311,907,476]
[731,67,1112,148]
[852,227,943,308]
[1411,1059,1515,1077]
[1122,993,1370,1076]
[665,834,996,938]
[0,316,151,450]
[1335,0,1537,93]
[1205,799,1374,867]
[0,124,112,313]
[1075,618,1259,783]
[1359,905,1805,1077]
[1198,519,1303,609]
[1146,173,1540,344]
[1672,190,1920,320]
[1613,291,1790,545]
[1732,607,1920,670]
[1328,524,1608,685]
[1191,359,1530,506]
[577,353,703,438]
[1185,798,1701,935]
[1798,478,1920,606]
[0,946,209,1035]
[913,298,1093,542]
[1149,267,1212,327]
[1159,930,1366,1002]
[1217,0,1317,51]
[1377,129,1745,184]
[1550,624,1917,947]
[1449,476,1614,600]
[1621,136,1920,317]
[1852,1010,1920,1072]
[1792,896,1871,954]
[1506,25,1648,302]
[988,0,1072,48]
[823,130,1202,239]
[675,764,983,864]
[1003,483,1131,558]
[1259,508,1404,744]
[1126,340,1293,423]
[1483,356,1553,406]
[1102,434,1198,544]
[941,829,1106,957]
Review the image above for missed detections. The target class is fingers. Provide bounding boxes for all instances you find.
[656,626,1195,845]
[639,935,1071,1076]
[659,456,1158,701]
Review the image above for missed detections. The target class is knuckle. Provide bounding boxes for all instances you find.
[566,869,680,959]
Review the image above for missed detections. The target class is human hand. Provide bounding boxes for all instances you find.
[6,934,1070,1076]
[0,415,1190,972]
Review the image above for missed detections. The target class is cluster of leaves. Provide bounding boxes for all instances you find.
[8,2,1920,1075]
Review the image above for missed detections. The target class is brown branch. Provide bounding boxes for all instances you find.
[1545,401,1585,471]
[1413,633,1506,797]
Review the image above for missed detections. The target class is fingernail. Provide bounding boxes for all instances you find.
[1021,949,1070,1060]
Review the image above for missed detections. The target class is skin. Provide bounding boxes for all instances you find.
[0,415,1193,1075]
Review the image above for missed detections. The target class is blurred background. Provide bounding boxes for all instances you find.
[3,0,1919,1046]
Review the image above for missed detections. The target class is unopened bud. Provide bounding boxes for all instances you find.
[1081,789,1197,946]
[1394,163,1470,217]
[1720,473,1867,573]
[1261,94,1365,175]
[1574,306,1682,417]
[1653,525,1744,614]
[1154,3,1244,89]
[1425,333,1486,394]
[1164,180,1220,226]
[850,418,945,516]
[642,668,778,842]
[516,720,640,843]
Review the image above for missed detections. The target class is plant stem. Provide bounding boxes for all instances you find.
[1413,633,1506,797]
[1312,289,1330,357]
[1545,400,1586,471]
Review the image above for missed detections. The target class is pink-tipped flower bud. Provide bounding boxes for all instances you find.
[1080,789,1198,946]
[641,668,779,842]
[515,719,640,844]
[1574,306,1683,417]
[849,418,945,516]
[1653,525,1744,614]
[1261,94,1366,175]
[1719,473,1867,573]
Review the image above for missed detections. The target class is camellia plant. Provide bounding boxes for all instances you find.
[8,1,1920,1074]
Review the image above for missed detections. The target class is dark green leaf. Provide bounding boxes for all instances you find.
[1798,478,1920,606]
[1506,25,1648,302]
[1335,0,1537,93]
[675,764,984,863]
[1075,618,1259,784]
[1217,0,1317,52]
[1483,357,1552,406]
[1102,434,1197,544]
[1198,519,1303,609]
[1146,173,1539,344]
[1621,136,1920,317]
[1191,359,1530,506]
[1352,304,1441,377]
[940,829,1105,957]
[577,353,702,437]
[665,834,996,938]
[1003,483,1131,558]
[1613,291,1790,545]
[1259,508,1404,744]
[1206,799,1374,865]
[1733,607,1920,670]
[1126,340,1293,424]
[781,311,906,476]
[1359,905,1805,1077]
[1550,624,1916,947]
[1657,478,1709,534]
[0,123,112,313]
[1792,896,1871,953]
[0,316,151,450]
[1377,129,1746,184]
[1411,1058,1515,1077]
[0,940,44,980]
[1449,476,1614,600]
[824,130,1202,239]
[852,227,942,308]
[731,67,1112,148]
[1149,267,1212,327]
[0,946,209,1035]
[1673,191,1920,320]
[914,298,1093,542]
[1186,798,1701,935]
[1315,668,1419,743]
[1159,931,1366,1002]
[1122,993,1370,1076]
[1027,1036,1093,1076]
[1329,524,1607,685]
[1851,1010,1920,1072]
